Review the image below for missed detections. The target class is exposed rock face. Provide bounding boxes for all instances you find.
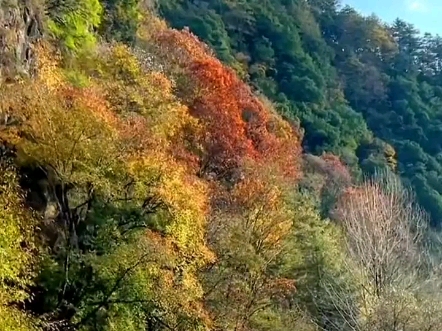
[0,0,43,81]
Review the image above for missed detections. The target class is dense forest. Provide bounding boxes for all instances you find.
[1,0,442,330]
[159,0,442,226]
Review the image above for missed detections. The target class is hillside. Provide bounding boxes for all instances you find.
[159,0,442,226]
[0,0,442,331]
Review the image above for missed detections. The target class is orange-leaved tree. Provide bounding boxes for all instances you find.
[152,28,302,181]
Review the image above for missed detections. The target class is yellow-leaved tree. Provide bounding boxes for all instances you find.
[0,39,215,330]
[0,165,39,331]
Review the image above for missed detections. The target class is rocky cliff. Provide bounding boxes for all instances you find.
[0,0,43,81]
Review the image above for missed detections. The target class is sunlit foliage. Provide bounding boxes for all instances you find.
[1,0,442,330]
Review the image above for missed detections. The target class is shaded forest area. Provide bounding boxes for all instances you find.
[1,0,442,331]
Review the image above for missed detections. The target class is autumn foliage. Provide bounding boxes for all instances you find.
[3,1,442,331]
[0,5,311,329]
[154,28,302,180]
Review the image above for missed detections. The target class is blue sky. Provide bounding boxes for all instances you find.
[342,0,442,35]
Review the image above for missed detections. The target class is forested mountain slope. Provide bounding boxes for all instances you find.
[1,0,442,330]
[159,0,442,226]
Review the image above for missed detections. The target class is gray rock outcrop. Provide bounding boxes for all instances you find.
[0,0,43,81]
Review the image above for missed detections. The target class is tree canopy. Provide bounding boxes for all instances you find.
[159,0,442,227]
[1,0,442,330]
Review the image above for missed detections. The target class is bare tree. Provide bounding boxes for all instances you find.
[316,170,442,331]
[334,170,427,297]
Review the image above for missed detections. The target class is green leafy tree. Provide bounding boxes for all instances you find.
[99,0,142,44]
[0,165,39,331]
[46,0,103,52]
